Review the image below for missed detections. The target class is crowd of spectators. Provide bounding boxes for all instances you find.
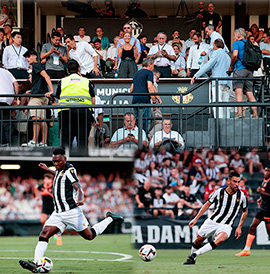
[0,171,134,224]
[134,147,267,220]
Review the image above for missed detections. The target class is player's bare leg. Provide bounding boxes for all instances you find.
[235,218,261,257]
[19,226,60,272]
[79,211,124,240]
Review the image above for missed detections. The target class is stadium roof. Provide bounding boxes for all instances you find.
[36,0,270,17]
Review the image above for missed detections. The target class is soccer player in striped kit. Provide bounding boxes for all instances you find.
[183,171,248,265]
[19,147,123,273]
[235,166,270,256]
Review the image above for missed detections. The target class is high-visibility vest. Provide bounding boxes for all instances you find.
[58,73,93,112]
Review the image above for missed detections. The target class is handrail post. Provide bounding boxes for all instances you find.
[215,79,220,147]
[138,106,143,148]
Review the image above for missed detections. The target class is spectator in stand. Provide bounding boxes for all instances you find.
[134,151,148,175]
[204,179,217,201]
[93,26,110,50]
[135,180,154,212]
[106,36,119,72]
[163,185,181,219]
[65,35,101,78]
[186,31,209,78]
[152,37,158,46]
[168,30,185,47]
[145,161,165,185]
[74,26,91,43]
[117,32,138,78]
[181,28,197,57]
[22,50,53,147]
[118,30,124,39]
[201,25,229,58]
[168,167,185,186]
[0,67,19,146]
[214,148,229,170]
[150,119,185,153]
[228,28,258,118]
[96,1,115,17]
[2,32,29,79]
[0,29,4,65]
[239,179,250,199]
[159,157,173,184]
[56,27,65,46]
[110,112,148,149]
[178,186,201,217]
[202,2,222,31]
[40,31,68,79]
[229,153,244,171]
[260,32,270,68]
[122,0,148,18]
[156,147,172,168]
[3,24,12,46]
[205,159,220,182]
[193,1,207,19]
[144,148,157,166]
[250,24,264,45]
[148,31,176,78]
[138,35,150,65]
[150,187,166,218]
[191,39,231,119]
[188,158,207,197]
[204,149,214,166]
[94,38,107,75]
[0,5,12,27]
[245,147,264,175]
[171,42,186,78]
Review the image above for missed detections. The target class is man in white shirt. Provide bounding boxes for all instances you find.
[0,68,19,146]
[201,24,229,57]
[65,35,101,78]
[74,26,91,43]
[150,119,185,152]
[187,32,209,77]
[106,36,119,71]
[2,31,29,79]
[148,31,176,78]
[163,185,181,219]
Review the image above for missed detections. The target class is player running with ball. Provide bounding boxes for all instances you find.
[19,148,123,273]
[183,171,248,265]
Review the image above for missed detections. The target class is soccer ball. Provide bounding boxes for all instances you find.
[139,244,157,262]
[36,257,53,273]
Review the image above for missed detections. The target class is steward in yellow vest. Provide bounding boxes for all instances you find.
[55,59,95,151]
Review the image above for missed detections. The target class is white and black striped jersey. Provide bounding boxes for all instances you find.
[53,162,79,213]
[208,187,248,226]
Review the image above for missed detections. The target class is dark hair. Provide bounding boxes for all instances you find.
[23,49,37,58]
[172,29,180,35]
[0,28,4,34]
[53,148,65,156]
[229,171,240,180]
[94,38,101,43]
[51,31,61,39]
[4,24,12,29]
[64,34,74,42]
[67,59,80,74]
[95,26,104,32]
[78,26,86,32]
[11,31,21,38]
[56,27,63,31]
[214,38,224,49]
[139,35,147,39]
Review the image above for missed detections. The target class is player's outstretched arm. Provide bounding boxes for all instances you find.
[72,182,84,206]
[189,201,211,228]
[257,186,270,197]
[38,163,56,175]
[235,207,248,239]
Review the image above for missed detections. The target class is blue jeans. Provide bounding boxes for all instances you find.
[133,103,151,134]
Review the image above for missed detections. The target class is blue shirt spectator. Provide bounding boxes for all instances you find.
[232,39,246,71]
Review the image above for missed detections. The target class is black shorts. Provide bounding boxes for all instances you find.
[42,205,54,215]
[255,208,270,224]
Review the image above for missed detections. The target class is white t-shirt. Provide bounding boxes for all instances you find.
[0,68,16,105]
[74,35,91,43]
[107,45,117,60]
[0,14,11,28]
[69,41,98,75]
[163,193,179,209]
[150,130,185,148]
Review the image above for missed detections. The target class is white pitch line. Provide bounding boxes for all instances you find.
[0,250,133,262]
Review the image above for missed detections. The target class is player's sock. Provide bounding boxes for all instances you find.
[243,234,255,251]
[91,217,113,236]
[191,243,201,256]
[34,237,48,263]
[195,241,217,256]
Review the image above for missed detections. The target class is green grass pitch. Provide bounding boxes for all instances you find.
[0,235,269,274]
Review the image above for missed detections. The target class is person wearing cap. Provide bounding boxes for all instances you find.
[150,187,166,218]
[150,119,185,153]
[171,42,186,78]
